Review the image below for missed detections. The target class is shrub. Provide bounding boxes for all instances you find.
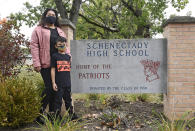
[0,74,42,127]
[18,66,44,95]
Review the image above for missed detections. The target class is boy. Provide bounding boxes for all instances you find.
[50,36,77,120]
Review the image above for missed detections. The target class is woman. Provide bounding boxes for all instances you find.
[30,8,70,122]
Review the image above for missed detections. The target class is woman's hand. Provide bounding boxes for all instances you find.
[34,66,41,72]
[52,83,58,91]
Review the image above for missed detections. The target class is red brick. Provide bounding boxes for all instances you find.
[175,53,193,57]
[168,82,183,86]
[174,108,193,112]
[175,43,195,49]
[168,24,185,28]
[174,103,195,108]
[168,73,195,78]
[174,95,195,103]
[169,69,195,74]
[168,64,195,69]
[175,77,195,82]
[169,91,195,95]
[176,35,195,40]
[168,57,194,62]
[182,31,195,36]
[169,39,195,44]
[169,49,195,53]
[189,27,195,31]
[174,112,194,120]
[169,28,177,32]
[169,31,183,36]
[183,83,195,86]
[176,86,195,91]
[182,89,194,94]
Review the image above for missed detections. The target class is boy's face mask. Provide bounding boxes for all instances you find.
[57,45,66,51]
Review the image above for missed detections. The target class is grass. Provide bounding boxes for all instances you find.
[72,93,163,104]
[153,111,195,131]
[123,93,163,103]
[26,112,86,131]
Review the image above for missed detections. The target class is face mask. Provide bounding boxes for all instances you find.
[57,45,66,51]
[45,16,56,24]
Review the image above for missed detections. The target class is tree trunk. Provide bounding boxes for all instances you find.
[69,0,82,40]
[54,0,68,19]
[69,0,82,25]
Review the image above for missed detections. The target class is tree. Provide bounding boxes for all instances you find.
[77,0,189,39]
[10,0,188,39]
[0,19,29,77]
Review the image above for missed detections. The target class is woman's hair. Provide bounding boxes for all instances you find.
[39,8,60,27]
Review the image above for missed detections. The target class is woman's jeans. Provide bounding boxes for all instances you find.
[40,68,55,113]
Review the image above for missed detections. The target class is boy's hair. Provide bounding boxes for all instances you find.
[55,36,67,44]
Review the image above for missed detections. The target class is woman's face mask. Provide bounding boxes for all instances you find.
[45,16,56,24]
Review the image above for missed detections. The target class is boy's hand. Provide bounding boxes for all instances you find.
[52,83,58,91]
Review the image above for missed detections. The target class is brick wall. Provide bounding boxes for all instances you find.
[61,26,73,49]
[60,19,75,50]
[163,16,195,120]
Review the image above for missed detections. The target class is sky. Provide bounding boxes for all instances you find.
[0,0,195,38]
[0,0,40,39]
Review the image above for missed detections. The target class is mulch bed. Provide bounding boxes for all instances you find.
[74,98,163,131]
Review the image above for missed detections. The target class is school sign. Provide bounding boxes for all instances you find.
[70,39,167,93]
[62,16,195,120]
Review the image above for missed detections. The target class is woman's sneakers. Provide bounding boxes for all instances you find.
[35,115,45,125]
[70,113,79,121]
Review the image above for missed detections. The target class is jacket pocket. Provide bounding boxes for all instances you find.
[40,48,50,66]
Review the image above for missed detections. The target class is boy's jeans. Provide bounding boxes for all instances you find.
[53,86,74,117]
